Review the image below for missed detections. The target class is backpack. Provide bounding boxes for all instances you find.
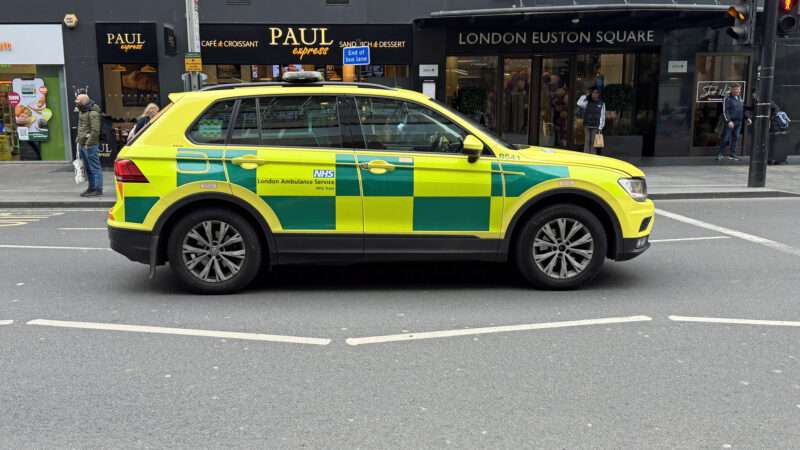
[773,111,791,130]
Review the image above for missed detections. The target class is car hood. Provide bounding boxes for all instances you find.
[508,146,646,178]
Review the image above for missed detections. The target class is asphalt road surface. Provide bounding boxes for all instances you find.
[2,198,800,449]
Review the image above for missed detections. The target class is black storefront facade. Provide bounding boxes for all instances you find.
[199,24,412,89]
[412,8,756,159]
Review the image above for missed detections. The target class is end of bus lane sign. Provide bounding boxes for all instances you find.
[343,46,370,65]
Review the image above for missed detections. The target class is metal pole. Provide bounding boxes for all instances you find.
[748,0,779,187]
[185,0,201,91]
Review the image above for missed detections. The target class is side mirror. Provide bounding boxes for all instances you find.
[462,135,483,163]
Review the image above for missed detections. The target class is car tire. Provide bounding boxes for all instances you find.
[515,205,607,290]
[167,208,262,294]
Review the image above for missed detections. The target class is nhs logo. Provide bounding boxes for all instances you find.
[313,169,335,179]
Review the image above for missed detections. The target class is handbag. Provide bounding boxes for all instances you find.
[593,131,605,148]
[73,157,86,184]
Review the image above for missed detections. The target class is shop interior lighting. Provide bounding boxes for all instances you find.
[140,64,157,73]
[110,64,127,72]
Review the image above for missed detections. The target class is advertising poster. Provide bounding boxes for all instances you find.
[10,78,51,141]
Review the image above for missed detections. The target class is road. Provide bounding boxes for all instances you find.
[1,198,800,449]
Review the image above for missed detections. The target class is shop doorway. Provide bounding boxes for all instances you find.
[447,52,660,156]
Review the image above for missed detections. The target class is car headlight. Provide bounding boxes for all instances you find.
[618,178,648,202]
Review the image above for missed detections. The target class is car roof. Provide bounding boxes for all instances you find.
[168,83,431,104]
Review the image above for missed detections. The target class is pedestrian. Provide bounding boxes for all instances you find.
[75,93,103,197]
[717,83,751,161]
[127,102,159,145]
[577,87,606,154]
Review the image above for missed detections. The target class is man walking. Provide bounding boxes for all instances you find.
[75,94,103,196]
[717,84,751,161]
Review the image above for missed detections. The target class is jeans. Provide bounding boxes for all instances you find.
[718,121,742,157]
[79,144,103,192]
[584,127,601,154]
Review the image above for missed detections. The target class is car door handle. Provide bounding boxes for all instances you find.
[361,160,395,175]
[231,155,267,170]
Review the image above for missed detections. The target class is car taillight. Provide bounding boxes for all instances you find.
[114,159,148,183]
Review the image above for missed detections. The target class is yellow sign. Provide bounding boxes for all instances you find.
[184,52,202,72]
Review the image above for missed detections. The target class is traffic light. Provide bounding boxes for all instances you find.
[727,0,756,44]
[778,0,798,35]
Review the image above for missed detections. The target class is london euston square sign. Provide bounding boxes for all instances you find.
[199,24,410,65]
[449,29,661,52]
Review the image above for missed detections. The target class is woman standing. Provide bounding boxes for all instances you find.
[576,88,606,154]
[127,103,160,144]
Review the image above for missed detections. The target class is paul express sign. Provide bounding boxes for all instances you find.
[95,23,158,63]
[199,24,411,65]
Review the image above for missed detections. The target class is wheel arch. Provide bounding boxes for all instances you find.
[502,188,623,260]
[153,193,277,266]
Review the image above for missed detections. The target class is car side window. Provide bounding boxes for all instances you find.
[187,100,236,144]
[354,97,466,153]
[259,96,342,148]
[230,98,260,145]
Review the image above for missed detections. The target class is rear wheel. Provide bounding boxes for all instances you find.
[515,205,607,290]
[167,208,262,294]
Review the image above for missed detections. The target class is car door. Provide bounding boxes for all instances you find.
[347,95,503,257]
[224,95,363,260]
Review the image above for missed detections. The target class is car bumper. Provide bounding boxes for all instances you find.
[615,235,651,261]
[108,225,154,265]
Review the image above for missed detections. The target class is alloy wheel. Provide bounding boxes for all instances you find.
[181,220,246,283]
[532,218,595,279]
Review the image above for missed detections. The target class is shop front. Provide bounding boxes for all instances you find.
[199,24,412,88]
[0,24,69,161]
[95,23,161,160]
[416,9,750,158]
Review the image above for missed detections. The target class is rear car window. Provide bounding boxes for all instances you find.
[188,100,236,144]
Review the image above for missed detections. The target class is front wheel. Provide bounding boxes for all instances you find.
[167,208,262,294]
[515,205,607,290]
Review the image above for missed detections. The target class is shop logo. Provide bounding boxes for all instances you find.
[106,33,146,52]
[268,27,333,60]
[0,41,11,52]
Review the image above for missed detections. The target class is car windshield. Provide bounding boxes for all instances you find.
[431,99,525,150]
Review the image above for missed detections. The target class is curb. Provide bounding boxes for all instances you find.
[649,190,800,200]
[0,201,115,208]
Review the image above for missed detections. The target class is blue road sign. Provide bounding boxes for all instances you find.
[343,46,370,65]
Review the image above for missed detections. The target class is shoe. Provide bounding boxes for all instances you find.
[84,190,103,197]
[79,189,92,197]
[727,155,740,161]
[716,155,724,161]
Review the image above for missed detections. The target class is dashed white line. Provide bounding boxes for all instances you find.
[0,320,13,326]
[26,319,331,346]
[656,208,800,257]
[0,244,110,251]
[669,315,800,328]
[345,315,653,346]
[650,236,731,243]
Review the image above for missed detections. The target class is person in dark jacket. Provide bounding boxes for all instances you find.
[127,102,160,145]
[75,93,103,197]
[577,87,606,154]
[717,84,751,161]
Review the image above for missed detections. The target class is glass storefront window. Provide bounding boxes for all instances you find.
[445,56,499,131]
[202,64,410,88]
[102,63,160,149]
[539,57,570,147]
[692,54,750,148]
[0,64,66,161]
[502,58,531,145]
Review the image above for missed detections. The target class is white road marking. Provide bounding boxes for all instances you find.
[0,212,64,227]
[27,319,331,346]
[57,227,106,231]
[650,236,730,243]
[345,315,653,346]
[656,208,800,257]
[669,315,800,328]
[0,244,110,251]
[0,320,13,326]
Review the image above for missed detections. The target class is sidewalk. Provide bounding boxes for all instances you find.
[0,158,799,208]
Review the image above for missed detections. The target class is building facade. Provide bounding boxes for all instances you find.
[1,0,786,162]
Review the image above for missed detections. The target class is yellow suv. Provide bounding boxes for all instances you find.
[108,72,653,294]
